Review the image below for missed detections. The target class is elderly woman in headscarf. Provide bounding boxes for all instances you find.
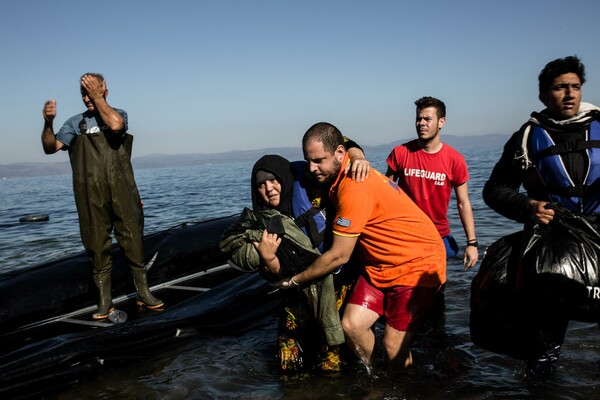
[221,154,345,373]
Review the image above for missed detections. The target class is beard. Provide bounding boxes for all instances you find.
[418,129,439,143]
[320,157,342,187]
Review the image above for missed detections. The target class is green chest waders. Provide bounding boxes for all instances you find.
[69,131,162,319]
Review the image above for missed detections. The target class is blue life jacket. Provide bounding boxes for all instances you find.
[529,120,600,213]
[290,161,327,252]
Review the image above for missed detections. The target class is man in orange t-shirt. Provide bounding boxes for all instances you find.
[276,122,446,371]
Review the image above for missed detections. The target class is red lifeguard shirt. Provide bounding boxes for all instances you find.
[386,140,469,237]
[329,153,446,288]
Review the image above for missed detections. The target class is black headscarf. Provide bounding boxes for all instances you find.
[250,155,294,217]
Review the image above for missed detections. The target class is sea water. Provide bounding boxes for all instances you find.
[1,145,599,399]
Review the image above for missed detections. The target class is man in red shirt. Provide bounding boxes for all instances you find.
[277,122,446,371]
[386,97,478,269]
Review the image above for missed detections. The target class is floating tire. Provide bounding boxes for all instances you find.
[19,214,50,223]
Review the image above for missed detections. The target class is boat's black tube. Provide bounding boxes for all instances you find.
[0,214,240,336]
[0,272,281,400]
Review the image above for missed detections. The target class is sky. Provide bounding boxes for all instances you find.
[1,0,599,165]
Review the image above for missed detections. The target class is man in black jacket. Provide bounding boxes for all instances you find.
[483,56,600,374]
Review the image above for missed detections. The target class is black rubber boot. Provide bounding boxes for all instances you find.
[92,274,114,320]
[131,269,164,310]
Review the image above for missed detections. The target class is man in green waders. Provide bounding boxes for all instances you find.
[41,73,163,320]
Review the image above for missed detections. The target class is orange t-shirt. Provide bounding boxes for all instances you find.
[330,154,446,288]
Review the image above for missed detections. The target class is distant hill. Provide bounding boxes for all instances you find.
[0,134,509,179]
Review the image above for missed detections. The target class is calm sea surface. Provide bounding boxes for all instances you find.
[1,145,599,399]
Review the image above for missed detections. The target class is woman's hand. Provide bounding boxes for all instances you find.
[253,229,282,274]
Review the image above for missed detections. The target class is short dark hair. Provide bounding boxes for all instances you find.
[538,56,585,93]
[302,122,344,153]
[415,96,446,119]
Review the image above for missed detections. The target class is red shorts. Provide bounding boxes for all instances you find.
[346,275,441,332]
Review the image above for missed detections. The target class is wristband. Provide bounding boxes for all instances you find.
[466,241,478,248]
[290,277,300,287]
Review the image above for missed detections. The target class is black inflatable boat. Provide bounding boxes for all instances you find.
[0,214,281,399]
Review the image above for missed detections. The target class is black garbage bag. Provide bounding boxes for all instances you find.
[470,231,541,359]
[470,204,600,359]
[520,205,600,322]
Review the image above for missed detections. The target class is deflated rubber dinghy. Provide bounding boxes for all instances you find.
[0,214,282,399]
